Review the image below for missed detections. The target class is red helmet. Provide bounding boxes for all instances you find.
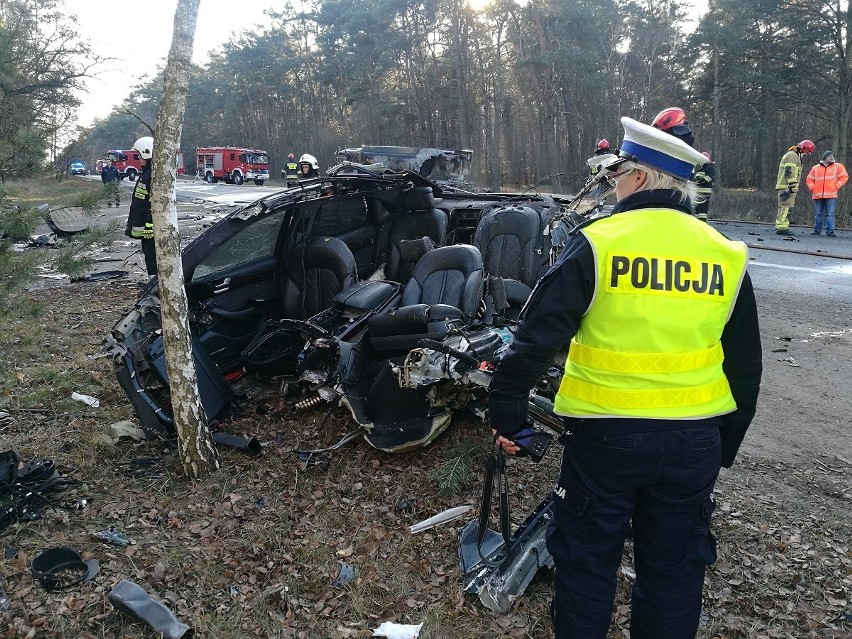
[797,140,815,154]
[701,151,712,161]
[596,138,610,151]
[288,153,295,159]
[651,107,687,131]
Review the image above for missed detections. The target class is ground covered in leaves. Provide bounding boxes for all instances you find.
[0,252,849,638]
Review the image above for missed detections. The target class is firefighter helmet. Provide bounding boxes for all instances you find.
[299,153,319,170]
[596,138,610,151]
[797,140,815,154]
[132,136,154,160]
[651,107,687,131]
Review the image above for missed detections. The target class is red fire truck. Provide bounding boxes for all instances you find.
[196,147,270,185]
[100,150,185,178]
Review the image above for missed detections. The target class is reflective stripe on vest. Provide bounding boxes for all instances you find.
[286,161,299,179]
[554,207,748,419]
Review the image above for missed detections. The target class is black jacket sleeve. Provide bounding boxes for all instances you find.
[719,273,763,467]
[488,233,595,435]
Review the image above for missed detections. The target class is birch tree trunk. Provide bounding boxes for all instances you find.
[152,0,221,477]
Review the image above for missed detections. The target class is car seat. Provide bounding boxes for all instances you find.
[384,186,447,284]
[473,205,543,317]
[369,244,483,354]
[281,236,357,319]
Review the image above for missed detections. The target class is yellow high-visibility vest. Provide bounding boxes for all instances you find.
[554,207,749,419]
[286,161,299,180]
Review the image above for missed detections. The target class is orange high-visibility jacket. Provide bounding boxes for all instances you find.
[806,161,849,199]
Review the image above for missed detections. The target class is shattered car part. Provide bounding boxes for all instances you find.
[30,547,100,591]
[458,495,555,614]
[107,170,568,452]
[333,145,472,187]
[108,579,192,639]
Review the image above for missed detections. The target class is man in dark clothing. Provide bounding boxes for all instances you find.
[125,136,156,276]
[100,158,121,207]
[489,117,762,639]
[694,151,716,221]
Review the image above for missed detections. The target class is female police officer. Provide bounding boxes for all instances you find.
[489,117,762,639]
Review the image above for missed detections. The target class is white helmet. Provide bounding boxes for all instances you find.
[133,136,154,160]
[299,153,319,170]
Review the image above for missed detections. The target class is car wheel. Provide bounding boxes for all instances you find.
[205,172,215,184]
[233,172,244,185]
[125,168,137,181]
[254,179,265,186]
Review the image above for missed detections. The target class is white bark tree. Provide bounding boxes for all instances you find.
[151,0,221,477]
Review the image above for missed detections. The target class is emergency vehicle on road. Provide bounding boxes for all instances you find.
[196,147,270,185]
[99,150,185,178]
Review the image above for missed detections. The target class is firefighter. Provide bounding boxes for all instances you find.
[694,151,715,221]
[283,152,299,184]
[587,139,615,200]
[489,116,762,639]
[298,153,320,179]
[588,139,611,178]
[125,136,157,276]
[651,106,695,147]
[775,139,815,234]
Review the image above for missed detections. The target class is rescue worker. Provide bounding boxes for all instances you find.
[587,139,615,200]
[298,153,320,179]
[100,157,121,207]
[694,151,715,221]
[775,139,814,234]
[588,139,612,178]
[805,150,847,237]
[283,152,299,185]
[651,106,695,147]
[125,136,157,276]
[489,116,762,639]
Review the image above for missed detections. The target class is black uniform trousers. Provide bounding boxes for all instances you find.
[546,425,721,639]
[141,238,157,276]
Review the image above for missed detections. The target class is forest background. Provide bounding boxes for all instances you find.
[6,0,852,213]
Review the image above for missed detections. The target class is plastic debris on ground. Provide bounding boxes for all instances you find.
[93,527,130,546]
[409,505,471,534]
[333,562,356,588]
[109,421,146,442]
[71,392,100,407]
[372,621,423,638]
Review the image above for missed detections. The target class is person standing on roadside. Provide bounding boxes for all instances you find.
[694,151,715,222]
[125,136,157,277]
[284,152,299,185]
[489,116,762,639]
[100,158,121,207]
[775,140,815,234]
[806,150,847,237]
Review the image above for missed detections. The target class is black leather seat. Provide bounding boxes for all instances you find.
[281,236,357,319]
[385,186,447,284]
[369,244,483,353]
[473,205,543,312]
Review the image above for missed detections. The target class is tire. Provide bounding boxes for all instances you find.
[125,168,137,181]
[254,179,265,186]
[205,171,215,184]
[232,172,244,185]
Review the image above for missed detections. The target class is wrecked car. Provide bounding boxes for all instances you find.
[107,166,582,452]
[333,145,473,189]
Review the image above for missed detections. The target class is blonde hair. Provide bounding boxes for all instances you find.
[619,159,699,205]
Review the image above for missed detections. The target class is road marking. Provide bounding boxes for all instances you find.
[750,260,852,275]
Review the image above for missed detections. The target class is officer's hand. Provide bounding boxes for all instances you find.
[789,186,798,193]
[491,429,521,455]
